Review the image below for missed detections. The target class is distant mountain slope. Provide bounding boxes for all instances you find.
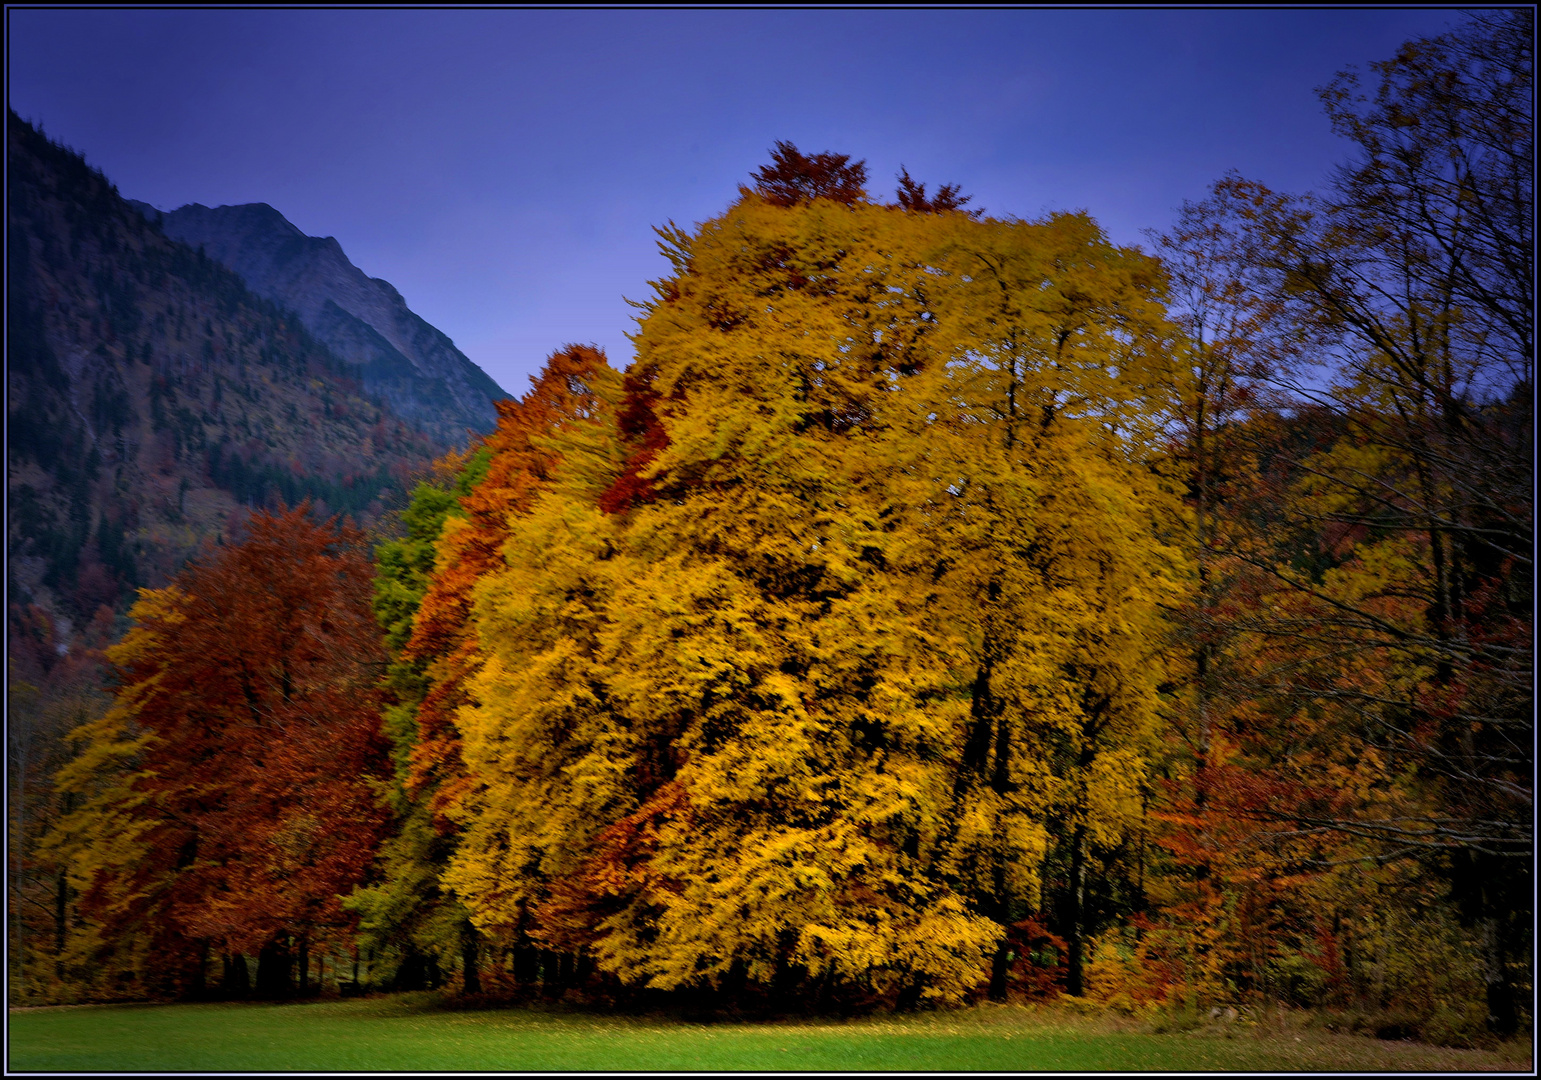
[6,110,444,635]
[136,200,506,447]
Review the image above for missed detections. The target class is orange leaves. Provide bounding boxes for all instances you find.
[403,345,619,808]
[64,504,391,961]
[533,782,691,954]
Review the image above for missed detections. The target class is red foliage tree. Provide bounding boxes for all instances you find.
[749,140,869,206]
[75,505,390,994]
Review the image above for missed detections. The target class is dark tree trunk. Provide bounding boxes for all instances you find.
[1454,849,1523,1038]
[222,952,250,996]
[461,920,481,994]
[987,853,1011,1002]
[960,659,997,779]
[988,943,1012,1003]
[1481,913,1517,1037]
[297,934,310,996]
[770,930,805,1008]
[191,939,209,998]
[514,939,539,984]
[393,948,427,991]
[723,956,747,1000]
[54,868,68,980]
[254,939,293,998]
[1065,824,1087,996]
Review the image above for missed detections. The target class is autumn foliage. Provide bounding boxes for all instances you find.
[412,166,1188,1011]
[35,11,1530,1039]
[46,506,389,996]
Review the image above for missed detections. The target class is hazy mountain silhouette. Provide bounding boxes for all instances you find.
[136,200,506,447]
[7,110,443,634]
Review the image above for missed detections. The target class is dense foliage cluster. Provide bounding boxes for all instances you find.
[6,106,444,1004]
[27,11,1530,1045]
[42,508,390,997]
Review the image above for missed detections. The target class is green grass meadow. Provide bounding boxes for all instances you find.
[9,994,1533,1074]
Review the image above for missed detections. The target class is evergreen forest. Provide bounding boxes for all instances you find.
[19,11,1532,1048]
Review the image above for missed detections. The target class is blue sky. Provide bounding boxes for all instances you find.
[9,8,1463,398]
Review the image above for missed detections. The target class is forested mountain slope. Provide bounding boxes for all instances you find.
[6,109,443,650]
[6,110,474,995]
[138,200,506,447]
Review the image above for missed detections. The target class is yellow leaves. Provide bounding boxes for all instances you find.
[592,815,999,1000]
[40,698,161,943]
[53,695,155,794]
[1084,749,1148,849]
[428,182,1197,1004]
[101,585,188,672]
[1319,533,1427,608]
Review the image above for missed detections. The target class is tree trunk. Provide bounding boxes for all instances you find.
[987,852,1011,1002]
[254,939,292,997]
[988,944,1011,1003]
[222,952,250,997]
[1481,912,1517,1036]
[514,939,539,984]
[723,956,748,1000]
[461,919,481,994]
[393,948,427,991]
[1193,393,1213,815]
[54,867,68,980]
[1066,824,1087,996]
[297,934,310,996]
[192,939,209,998]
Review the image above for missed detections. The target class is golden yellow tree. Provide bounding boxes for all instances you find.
[446,154,1189,1008]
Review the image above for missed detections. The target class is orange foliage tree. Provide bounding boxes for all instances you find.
[405,345,621,825]
[346,344,624,992]
[45,506,390,998]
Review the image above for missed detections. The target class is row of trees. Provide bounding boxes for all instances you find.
[34,10,1529,1041]
[42,508,390,997]
[1139,9,1530,1036]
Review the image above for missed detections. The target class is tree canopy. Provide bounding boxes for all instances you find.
[45,506,389,996]
[31,12,1532,1041]
[432,179,1187,1006]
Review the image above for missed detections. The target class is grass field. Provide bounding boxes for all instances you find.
[8,994,1532,1073]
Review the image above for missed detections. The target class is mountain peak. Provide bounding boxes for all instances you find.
[160,201,310,244]
[152,202,506,445]
[7,111,445,629]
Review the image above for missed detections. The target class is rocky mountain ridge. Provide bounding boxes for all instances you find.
[7,110,444,637]
[132,200,505,447]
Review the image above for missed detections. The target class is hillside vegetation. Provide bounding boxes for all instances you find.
[16,11,1531,1051]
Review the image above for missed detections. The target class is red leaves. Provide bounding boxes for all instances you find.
[107,504,390,954]
[894,167,977,216]
[404,345,616,814]
[533,782,691,953]
[750,141,869,207]
[597,366,668,515]
[1002,917,1068,1000]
